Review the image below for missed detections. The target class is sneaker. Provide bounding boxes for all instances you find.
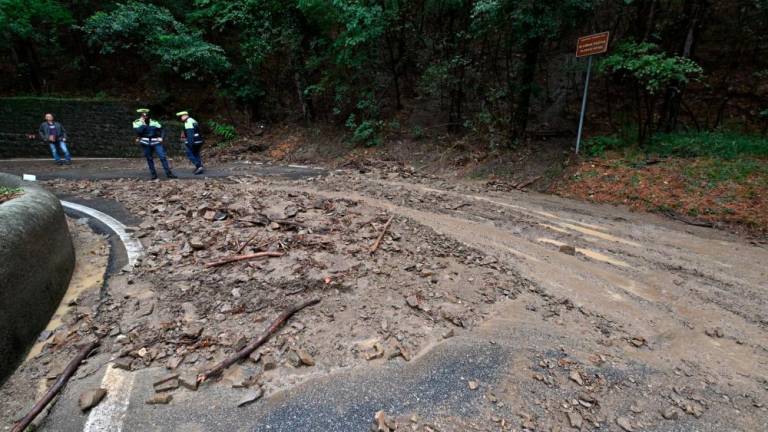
[194,166,204,175]
[167,172,178,179]
[55,160,63,165]
[150,174,158,180]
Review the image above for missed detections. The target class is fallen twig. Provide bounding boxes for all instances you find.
[197,298,321,383]
[205,251,284,268]
[12,340,99,432]
[369,216,394,254]
[516,176,542,190]
[663,211,714,228]
[235,231,260,254]
[450,202,471,211]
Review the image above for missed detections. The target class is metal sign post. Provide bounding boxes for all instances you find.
[575,55,592,155]
[574,32,610,155]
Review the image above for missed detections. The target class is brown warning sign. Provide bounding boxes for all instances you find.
[576,32,610,58]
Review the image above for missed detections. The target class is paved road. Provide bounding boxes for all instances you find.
[43,332,510,432]
[0,158,326,181]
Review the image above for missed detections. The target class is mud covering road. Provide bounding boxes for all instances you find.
[1,161,766,431]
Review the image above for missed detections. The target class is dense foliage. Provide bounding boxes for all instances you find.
[1,0,767,146]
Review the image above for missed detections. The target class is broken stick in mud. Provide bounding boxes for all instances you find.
[197,298,321,383]
[12,340,99,432]
[369,216,394,255]
[235,231,261,254]
[205,251,285,268]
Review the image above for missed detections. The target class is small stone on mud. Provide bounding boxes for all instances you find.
[79,388,107,412]
[262,353,277,370]
[223,365,254,388]
[373,410,396,431]
[237,387,263,407]
[567,411,583,429]
[112,356,133,371]
[287,350,302,367]
[189,237,207,250]
[296,349,315,366]
[146,394,172,405]
[569,370,584,386]
[179,373,199,391]
[616,416,634,431]
[661,407,679,420]
[468,380,479,390]
[704,327,724,338]
[154,378,179,393]
[166,355,184,370]
[233,336,248,351]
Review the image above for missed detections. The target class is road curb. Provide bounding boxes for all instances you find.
[0,173,75,383]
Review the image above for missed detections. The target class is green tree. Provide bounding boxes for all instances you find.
[83,2,229,81]
[472,0,593,144]
[599,41,703,142]
[0,0,73,91]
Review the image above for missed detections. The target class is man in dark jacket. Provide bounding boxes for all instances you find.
[176,111,205,175]
[38,113,72,165]
[133,108,176,180]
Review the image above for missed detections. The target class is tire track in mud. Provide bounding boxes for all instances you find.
[278,178,768,384]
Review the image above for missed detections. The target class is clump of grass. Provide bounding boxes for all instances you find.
[0,186,23,204]
[648,131,768,159]
[682,158,768,187]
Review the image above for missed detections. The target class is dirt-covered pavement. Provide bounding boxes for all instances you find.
[1,160,766,431]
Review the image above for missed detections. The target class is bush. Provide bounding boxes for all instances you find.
[207,120,237,145]
[584,135,630,157]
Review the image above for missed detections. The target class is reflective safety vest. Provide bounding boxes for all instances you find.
[183,117,204,146]
[133,118,164,146]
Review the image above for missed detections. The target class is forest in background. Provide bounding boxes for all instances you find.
[1,0,767,150]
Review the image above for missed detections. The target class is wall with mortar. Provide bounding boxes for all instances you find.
[0,173,75,384]
[0,97,182,158]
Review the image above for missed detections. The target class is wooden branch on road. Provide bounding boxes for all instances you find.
[197,298,320,383]
[369,216,394,254]
[12,340,99,432]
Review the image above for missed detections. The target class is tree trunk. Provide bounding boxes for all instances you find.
[14,41,43,92]
[511,35,542,143]
[661,0,709,132]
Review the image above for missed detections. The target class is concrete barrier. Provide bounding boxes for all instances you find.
[0,173,75,383]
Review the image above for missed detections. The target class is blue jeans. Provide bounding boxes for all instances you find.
[49,141,71,162]
[184,143,203,168]
[141,144,172,177]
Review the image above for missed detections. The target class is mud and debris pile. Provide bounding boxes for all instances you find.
[34,177,526,401]
[5,169,765,431]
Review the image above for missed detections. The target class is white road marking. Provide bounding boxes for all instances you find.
[287,164,324,170]
[57,200,144,431]
[82,368,136,432]
[60,201,143,269]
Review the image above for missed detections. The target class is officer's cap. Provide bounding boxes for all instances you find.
[176,111,189,117]
[136,108,150,113]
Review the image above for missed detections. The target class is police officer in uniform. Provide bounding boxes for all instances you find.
[133,108,176,180]
[176,111,205,175]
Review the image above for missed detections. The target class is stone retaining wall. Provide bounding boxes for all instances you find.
[0,97,182,158]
